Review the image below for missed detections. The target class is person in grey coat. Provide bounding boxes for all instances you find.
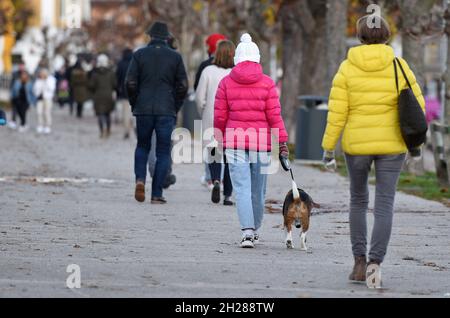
[90,54,117,138]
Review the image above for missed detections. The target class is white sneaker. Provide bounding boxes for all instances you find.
[366,263,382,289]
[18,125,28,133]
[37,126,44,134]
[43,127,51,134]
[241,235,255,248]
[241,230,255,248]
[8,121,17,130]
[254,233,259,243]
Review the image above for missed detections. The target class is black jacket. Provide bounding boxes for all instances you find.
[194,56,213,91]
[125,39,188,116]
[116,49,133,99]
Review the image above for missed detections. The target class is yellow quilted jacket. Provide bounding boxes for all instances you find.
[322,44,425,155]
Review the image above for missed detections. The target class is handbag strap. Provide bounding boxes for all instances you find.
[394,57,413,93]
[394,59,399,94]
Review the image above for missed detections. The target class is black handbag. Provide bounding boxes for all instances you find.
[394,57,428,150]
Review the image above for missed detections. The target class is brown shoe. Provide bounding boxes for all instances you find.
[151,197,167,204]
[349,256,367,282]
[135,182,145,202]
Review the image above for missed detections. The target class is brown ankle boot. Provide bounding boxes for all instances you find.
[135,182,145,202]
[349,256,367,282]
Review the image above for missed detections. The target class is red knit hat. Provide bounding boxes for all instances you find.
[206,33,227,55]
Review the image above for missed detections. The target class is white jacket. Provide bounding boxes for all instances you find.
[195,65,232,145]
[33,76,56,101]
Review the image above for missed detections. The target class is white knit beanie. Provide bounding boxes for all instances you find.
[234,33,261,65]
[97,54,109,68]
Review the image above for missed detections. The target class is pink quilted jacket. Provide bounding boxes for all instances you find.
[214,61,288,152]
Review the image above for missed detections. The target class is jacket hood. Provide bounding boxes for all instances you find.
[348,44,395,72]
[230,61,263,84]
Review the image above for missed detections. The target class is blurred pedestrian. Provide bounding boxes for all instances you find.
[126,21,188,204]
[55,65,71,108]
[65,55,77,113]
[196,40,235,206]
[116,48,134,139]
[0,109,6,126]
[33,68,56,134]
[90,54,117,139]
[7,62,26,129]
[11,71,35,133]
[214,33,289,248]
[321,16,425,288]
[195,33,227,189]
[425,96,441,125]
[70,61,89,118]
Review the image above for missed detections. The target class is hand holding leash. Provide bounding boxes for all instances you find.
[279,142,290,172]
[323,150,337,172]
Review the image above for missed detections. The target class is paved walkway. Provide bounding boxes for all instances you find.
[0,106,449,298]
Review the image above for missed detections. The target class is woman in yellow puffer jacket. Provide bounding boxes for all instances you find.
[321,15,425,289]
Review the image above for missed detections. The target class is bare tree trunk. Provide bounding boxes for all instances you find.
[326,0,348,93]
[280,0,328,141]
[326,0,348,157]
[399,0,438,175]
[299,6,327,96]
[446,4,450,123]
[280,0,304,140]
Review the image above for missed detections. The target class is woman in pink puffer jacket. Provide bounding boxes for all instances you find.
[214,33,289,248]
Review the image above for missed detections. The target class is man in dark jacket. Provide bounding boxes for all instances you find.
[116,48,133,139]
[126,21,188,204]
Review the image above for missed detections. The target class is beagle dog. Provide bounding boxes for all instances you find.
[282,181,319,251]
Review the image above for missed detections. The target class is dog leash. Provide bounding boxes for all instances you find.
[280,156,301,199]
[280,156,295,181]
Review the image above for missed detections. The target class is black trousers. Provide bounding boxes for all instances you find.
[70,102,84,118]
[12,99,28,126]
[208,148,233,197]
[16,102,29,126]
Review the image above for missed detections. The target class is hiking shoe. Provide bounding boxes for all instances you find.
[241,235,255,248]
[366,261,382,289]
[349,256,367,282]
[151,197,167,204]
[211,181,221,204]
[134,182,145,203]
[223,196,234,206]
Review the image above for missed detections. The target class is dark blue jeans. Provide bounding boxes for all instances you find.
[135,115,175,198]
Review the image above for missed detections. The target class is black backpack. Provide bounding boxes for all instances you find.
[394,58,428,150]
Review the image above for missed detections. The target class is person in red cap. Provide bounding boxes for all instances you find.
[194,34,227,90]
[195,34,227,190]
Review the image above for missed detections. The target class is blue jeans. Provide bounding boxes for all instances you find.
[135,115,175,197]
[225,149,270,231]
[148,131,173,179]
